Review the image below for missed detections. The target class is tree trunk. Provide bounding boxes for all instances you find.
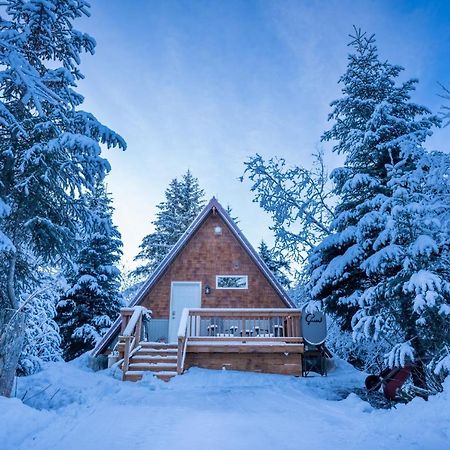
[400,294,428,396]
[410,342,429,400]
[0,309,26,397]
[7,252,18,310]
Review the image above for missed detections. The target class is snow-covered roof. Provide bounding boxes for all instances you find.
[92,197,295,357]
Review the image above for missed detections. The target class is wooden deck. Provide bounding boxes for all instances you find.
[116,307,304,382]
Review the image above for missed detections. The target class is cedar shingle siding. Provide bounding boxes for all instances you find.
[141,212,286,318]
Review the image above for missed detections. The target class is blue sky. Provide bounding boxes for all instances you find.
[76,0,450,268]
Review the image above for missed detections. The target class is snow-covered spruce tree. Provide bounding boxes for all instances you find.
[57,182,124,360]
[133,170,205,279]
[0,0,125,391]
[308,29,442,388]
[258,240,291,289]
[0,0,125,310]
[355,146,450,384]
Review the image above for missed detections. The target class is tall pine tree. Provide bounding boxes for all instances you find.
[308,29,442,387]
[133,171,205,279]
[0,0,124,393]
[349,145,450,384]
[57,182,124,360]
[0,0,125,312]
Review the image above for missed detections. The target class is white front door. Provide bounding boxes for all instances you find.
[168,282,202,342]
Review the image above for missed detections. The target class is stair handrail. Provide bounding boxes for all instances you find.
[118,306,151,375]
[177,308,190,374]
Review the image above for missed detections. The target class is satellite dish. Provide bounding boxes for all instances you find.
[301,306,327,345]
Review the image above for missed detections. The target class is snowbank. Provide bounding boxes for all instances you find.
[0,356,448,450]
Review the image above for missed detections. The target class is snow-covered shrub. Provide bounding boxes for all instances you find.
[18,289,62,376]
[326,319,389,374]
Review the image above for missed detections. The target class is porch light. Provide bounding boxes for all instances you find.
[205,284,211,295]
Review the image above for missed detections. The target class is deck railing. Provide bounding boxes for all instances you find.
[177,308,302,374]
[118,306,151,377]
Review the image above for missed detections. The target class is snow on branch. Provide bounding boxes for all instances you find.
[439,83,450,127]
[386,341,415,368]
[434,346,450,376]
[242,150,334,263]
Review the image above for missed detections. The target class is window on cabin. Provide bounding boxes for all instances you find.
[216,275,248,289]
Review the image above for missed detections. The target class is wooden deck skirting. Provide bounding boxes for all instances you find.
[184,351,303,375]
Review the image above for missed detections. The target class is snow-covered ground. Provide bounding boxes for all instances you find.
[1,357,449,450]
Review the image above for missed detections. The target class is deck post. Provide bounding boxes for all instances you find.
[122,335,132,372]
[177,336,184,374]
[135,314,143,345]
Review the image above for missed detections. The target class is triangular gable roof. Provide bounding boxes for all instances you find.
[92,197,294,357]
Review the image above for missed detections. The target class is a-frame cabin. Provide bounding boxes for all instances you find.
[92,198,305,381]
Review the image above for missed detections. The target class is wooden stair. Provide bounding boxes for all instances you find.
[122,342,178,382]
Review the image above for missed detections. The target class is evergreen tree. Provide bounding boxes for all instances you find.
[258,240,291,289]
[0,0,125,313]
[57,182,124,360]
[351,147,450,383]
[308,29,442,387]
[133,171,205,279]
[0,0,124,391]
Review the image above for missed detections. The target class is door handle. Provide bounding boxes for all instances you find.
[172,311,176,319]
